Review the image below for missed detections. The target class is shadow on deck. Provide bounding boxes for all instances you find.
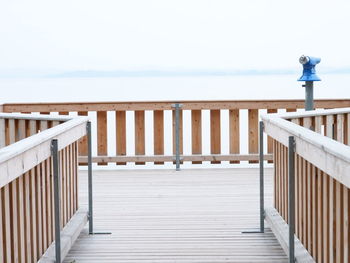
[64,168,287,263]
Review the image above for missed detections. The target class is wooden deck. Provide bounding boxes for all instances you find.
[64,168,287,263]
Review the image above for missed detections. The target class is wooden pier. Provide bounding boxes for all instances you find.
[64,168,287,263]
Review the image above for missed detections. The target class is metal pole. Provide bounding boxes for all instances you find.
[259,121,264,233]
[175,103,181,171]
[51,139,61,263]
[304,81,314,111]
[87,121,93,234]
[288,136,295,263]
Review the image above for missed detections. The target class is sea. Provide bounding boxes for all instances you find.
[1,74,349,169]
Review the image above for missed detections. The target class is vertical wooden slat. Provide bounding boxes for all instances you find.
[23,172,32,262]
[316,168,323,262]
[2,185,12,263]
[41,162,48,251]
[36,165,43,257]
[229,109,240,164]
[0,119,6,148]
[46,159,52,247]
[0,187,3,263]
[248,109,258,163]
[267,109,277,163]
[10,180,19,263]
[210,110,221,164]
[311,165,317,257]
[116,111,127,165]
[335,181,343,263]
[17,176,25,263]
[307,162,312,252]
[29,120,37,261]
[172,109,183,163]
[78,111,88,165]
[191,110,202,164]
[329,177,335,262]
[153,110,164,165]
[97,111,108,165]
[344,185,349,262]
[135,111,145,165]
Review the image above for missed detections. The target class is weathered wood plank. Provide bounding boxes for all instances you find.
[97,111,107,165]
[116,111,127,165]
[191,110,202,164]
[2,185,12,263]
[77,111,88,165]
[210,110,221,164]
[229,109,240,164]
[134,111,145,165]
[267,109,277,163]
[153,110,164,165]
[248,109,259,164]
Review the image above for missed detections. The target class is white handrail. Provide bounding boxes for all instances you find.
[262,109,350,188]
[0,114,89,188]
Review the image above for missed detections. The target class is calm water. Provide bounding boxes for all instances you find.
[0,74,349,103]
[1,74,349,169]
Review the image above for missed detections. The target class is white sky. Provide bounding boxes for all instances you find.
[0,0,350,71]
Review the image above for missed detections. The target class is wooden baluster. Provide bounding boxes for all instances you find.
[267,109,277,163]
[154,110,164,165]
[0,187,3,263]
[116,111,127,165]
[316,168,323,262]
[172,108,183,164]
[336,114,346,263]
[229,109,240,164]
[78,111,88,165]
[248,109,258,163]
[191,110,202,164]
[97,111,108,165]
[135,111,145,165]
[210,110,221,164]
[2,185,12,263]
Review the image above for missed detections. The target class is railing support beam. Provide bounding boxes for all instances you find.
[288,136,295,263]
[259,121,265,232]
[51,139,61,263]
[87,121,93,234]
[172,103,182,171]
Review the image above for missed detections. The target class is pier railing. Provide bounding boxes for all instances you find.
[262,108,350,262]
[0,113,88,263]
[3,99,350,166]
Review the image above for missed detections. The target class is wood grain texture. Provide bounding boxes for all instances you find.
[248,109,259,164]
[191,110,202,164]
[210,110,221,164]
[97,111,108,165]
[64,168,288,263]
[77,111,88,165]
[134,111,145,165]
[116,111,127,165]
[153,110,164,165]
[267,109,277,163]
[229,109,240,164]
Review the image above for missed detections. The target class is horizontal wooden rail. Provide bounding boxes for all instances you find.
[79,153,273,163]
[0,113,88,263]
[262,108,350,262]
[3,100,350,166]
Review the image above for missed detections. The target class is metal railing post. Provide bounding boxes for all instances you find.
[51,139,61,263]
[259,121,265,233]
[87,121,93,234]
[288,136,295,263]
[172,103,182,171]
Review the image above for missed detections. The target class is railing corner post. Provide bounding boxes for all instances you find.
[172,103,182,171]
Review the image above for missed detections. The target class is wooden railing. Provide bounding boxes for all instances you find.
[0,113,88,263]
[3,99,350,166]
[262,108,350,263]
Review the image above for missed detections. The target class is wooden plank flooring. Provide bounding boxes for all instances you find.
[64,168,287,263]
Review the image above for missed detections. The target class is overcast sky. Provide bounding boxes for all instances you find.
[1,0,350,73]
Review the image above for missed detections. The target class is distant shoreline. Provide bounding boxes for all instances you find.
[0,68,350,78]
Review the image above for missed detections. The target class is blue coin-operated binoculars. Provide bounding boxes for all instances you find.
[298,55,321,111]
